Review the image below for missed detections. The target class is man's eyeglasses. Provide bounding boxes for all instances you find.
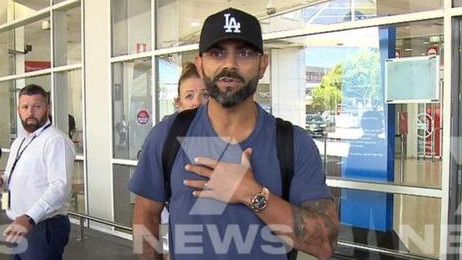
[202,48,262,62]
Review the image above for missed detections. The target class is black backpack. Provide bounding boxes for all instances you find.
[161,107,297,259]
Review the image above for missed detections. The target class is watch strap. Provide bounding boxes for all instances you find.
[25,215,36,226]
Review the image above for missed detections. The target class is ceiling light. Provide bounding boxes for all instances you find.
[41,20,50,30]
[190,21,200,27]
[429,36,440,43]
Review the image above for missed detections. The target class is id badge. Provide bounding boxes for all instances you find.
[1,191,10,210]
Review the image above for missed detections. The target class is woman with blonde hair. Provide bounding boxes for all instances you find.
[174,61,209,111]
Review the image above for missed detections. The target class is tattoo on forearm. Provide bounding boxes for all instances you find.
[293,207,306,238]
[291,199,339,251]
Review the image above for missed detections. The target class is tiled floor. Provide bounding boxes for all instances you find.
[63,223,133,260]
[0,217,132,260]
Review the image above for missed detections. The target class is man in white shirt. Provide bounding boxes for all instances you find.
[1,84,75,259]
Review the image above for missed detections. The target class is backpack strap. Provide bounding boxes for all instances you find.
[276,118,294,201]
[162,108,198,208]
[275,117,297,260]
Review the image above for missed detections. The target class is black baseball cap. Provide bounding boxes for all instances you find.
[199,8,263,54]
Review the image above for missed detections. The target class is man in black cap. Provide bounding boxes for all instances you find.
[130,8,339,260]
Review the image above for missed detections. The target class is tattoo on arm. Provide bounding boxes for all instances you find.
[292,198,339,251]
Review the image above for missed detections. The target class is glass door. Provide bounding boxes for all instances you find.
[446,17,462,260]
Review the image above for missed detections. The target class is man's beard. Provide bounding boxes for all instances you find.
[21,116,47,133]
[203,69,259,108]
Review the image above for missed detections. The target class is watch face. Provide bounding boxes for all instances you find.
[249,187,269,212]
[252,194,268,211]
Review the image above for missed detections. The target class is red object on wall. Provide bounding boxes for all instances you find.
[25,61,51,72]
[425,105,441,157]
[136,43,147,53]
[398,112,408,135]
[136,109,150,125]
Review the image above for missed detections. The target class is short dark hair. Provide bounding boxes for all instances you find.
[19,84,48,99]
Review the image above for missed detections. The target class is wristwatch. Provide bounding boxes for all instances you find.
[249,187,269,213]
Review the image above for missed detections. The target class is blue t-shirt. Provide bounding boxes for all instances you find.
[128,104,331,260]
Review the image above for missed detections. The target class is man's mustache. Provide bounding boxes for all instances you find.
[25,117,38,122]
[213,70,244,83]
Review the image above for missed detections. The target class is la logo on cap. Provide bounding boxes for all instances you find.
[223,13,241,33]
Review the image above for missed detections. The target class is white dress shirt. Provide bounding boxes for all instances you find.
[2,120,76,223]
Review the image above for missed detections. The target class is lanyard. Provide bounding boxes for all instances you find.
[7,123,51,186]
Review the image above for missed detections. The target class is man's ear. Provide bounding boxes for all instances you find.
[258,54,269,79]
[195,56,203,78]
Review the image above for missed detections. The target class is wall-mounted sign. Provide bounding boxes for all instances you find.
[25,61,51,72]
[416,112,433,139]
[385,55,439,103]
[136,109,150,125]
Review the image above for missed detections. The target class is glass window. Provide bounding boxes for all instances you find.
[112,58,152,160]
[10,1,49,19]
[53,69,83,154]
[157,54,181,118]
[111,0,151,57]
[53,5,82,66]
[113,164,135,231]
[0,17,51,76]
[0,4,5,24]
[448,17,462,259]
[391,20,443,188]
[155,0,443,49]
[0,31,14,77]
[274,19,444,189]
[156,1,202,48]
[333,187,441,259]
[0,80,16,148]
[23,75,51,92]
[25,19,52,73]
[261,0,379,33]
[53,0,68,4]
[0,151,9,172]
[70,160,85,213]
